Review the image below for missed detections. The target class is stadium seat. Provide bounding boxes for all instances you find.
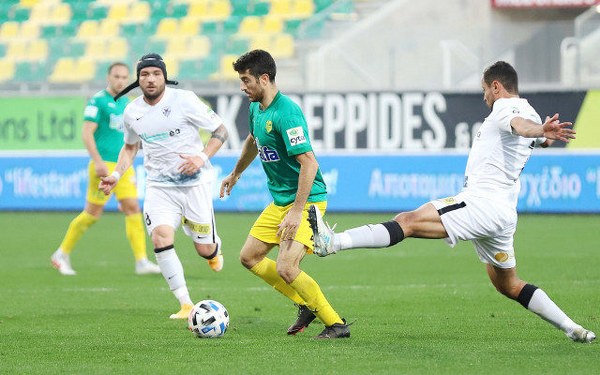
[162,56,179,77]
[0,22,21,41]
[13,61,46,82]
[292,0,315,19]
[76,20,99,39]
[122,2,151,24]
[187,2,208,19]
[269,0,292,18]
[0,59,16,82]
[238,16,262,35]
[154,18,179,39]
[98,18,120,38]
[88,4,109,20]
[19,0,39,7]
[84,39,106,59]
[19,22,40,40]
[165,35,210,60]
[107,3,128,22]
[30,2,71,25]
[272,33,294,58]
[210,54,239,81]
[179,17,201,36]
[210,0,232,21]
[9,7,31,22]
[49,57,97,83]
[249,34,271,51]
[6,42,27,61]
[107,38,128,60]
[28,39,48,61]
[263,15,284,33]
[49,57,76,82]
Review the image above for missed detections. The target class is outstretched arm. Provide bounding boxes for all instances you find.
[511,113,576,143]
[219,134,259,198]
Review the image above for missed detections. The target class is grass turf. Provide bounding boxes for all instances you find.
[1,212,598,374]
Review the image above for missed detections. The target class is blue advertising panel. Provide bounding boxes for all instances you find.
[1,153,599,213]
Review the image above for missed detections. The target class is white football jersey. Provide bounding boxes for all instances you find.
[123,87,223,187]
[463,97,544,206]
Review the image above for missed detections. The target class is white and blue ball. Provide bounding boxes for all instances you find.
[188,300,229,338]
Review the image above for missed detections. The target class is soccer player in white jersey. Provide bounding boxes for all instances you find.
[309,61,595,343]
[99,53,229,319]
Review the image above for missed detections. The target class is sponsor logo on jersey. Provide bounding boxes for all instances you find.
[109,113,124,131]
[287,126,306,146]
[258,146,280,162]
[265,120,273,133]
[84,105,98,118]
[140,128,181,142]
[162,106,171,117]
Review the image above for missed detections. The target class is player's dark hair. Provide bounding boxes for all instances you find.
[113,53,178,101]
[232,49,276,82]
[107,62,128,75]
[483,61,519,94]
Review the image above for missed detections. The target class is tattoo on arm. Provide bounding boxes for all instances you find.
[210,125,229,144]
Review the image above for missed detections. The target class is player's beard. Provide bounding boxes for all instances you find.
[142,83,165,102]
[248,87,264,103]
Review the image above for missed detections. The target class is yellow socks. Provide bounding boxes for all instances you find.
[250,258,305,305]
[289,271,343,327]
[125,212,147,261]
[59,211,98,254]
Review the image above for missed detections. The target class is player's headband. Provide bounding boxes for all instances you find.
[114,53,178,101]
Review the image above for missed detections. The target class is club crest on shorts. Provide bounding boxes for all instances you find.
[441,197,456,205]
[494,252,510,262]
[162,106,171,117]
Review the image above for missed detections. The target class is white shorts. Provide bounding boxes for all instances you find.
[143,183,220,245]
[430,191,518,268]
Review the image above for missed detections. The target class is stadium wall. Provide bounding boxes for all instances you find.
[1,90,598,212]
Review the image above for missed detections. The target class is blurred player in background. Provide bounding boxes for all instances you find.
[309,61,595,343]
[220,49,350,339]
[100,53,229,319]
[51,62,160,276]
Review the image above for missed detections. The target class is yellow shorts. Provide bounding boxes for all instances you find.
[86,160,138,205]
[249,201,327,253]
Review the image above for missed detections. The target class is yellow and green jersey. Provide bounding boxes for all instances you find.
[83,89,129,162]
[249,91,327,206]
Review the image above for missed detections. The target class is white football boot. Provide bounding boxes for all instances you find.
[51,249,76,276]
[135,258,161,275]
[566,325,596,343]
[308,205,337,257]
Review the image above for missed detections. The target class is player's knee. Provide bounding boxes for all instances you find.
[393,212,414,236]
[194,243,216,258]
[276,262,297,283]
[239,250,256,269]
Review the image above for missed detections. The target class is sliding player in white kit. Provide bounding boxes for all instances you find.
[309,61,596,343]
[99,53,229,319]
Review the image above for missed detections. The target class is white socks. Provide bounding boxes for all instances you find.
[155,248,193,306]
[337,224,392,251]
[527,289,576,332]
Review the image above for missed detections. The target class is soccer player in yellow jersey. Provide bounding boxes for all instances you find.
[51,62,160,276]
[220,50,349,338]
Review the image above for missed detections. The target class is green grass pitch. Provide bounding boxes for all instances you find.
[1,211,598,374]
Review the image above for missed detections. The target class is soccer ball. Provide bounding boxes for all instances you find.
[188,300,229,338]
